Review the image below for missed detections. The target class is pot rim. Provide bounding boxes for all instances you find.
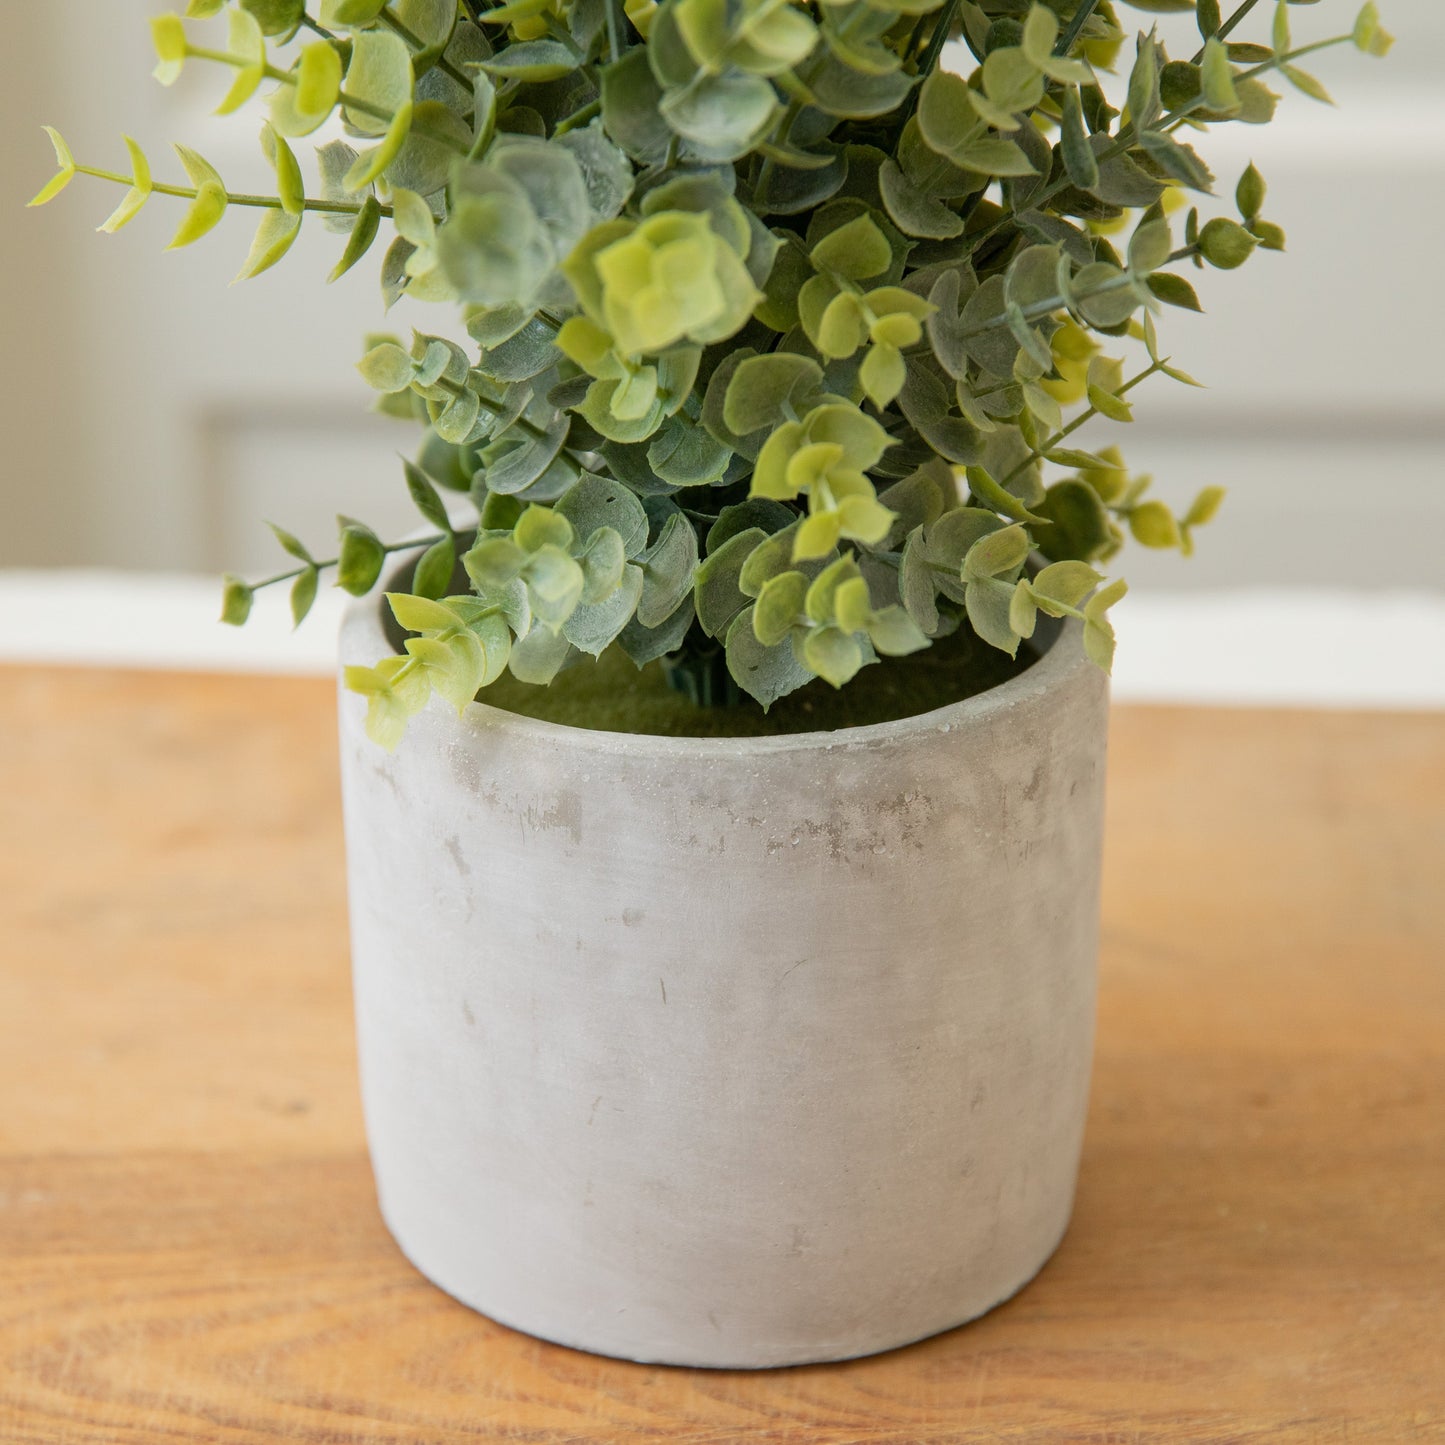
[341,589,1093,759]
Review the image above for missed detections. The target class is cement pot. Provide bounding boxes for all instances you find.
[338,594,1108,1368]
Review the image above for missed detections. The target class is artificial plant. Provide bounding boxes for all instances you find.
[31,0,1391,744]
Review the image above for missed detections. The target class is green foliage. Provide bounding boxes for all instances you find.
[29,0,1390,745]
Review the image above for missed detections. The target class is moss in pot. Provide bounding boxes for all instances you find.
[31,0,1392,1368]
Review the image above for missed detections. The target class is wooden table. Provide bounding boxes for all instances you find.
[2,668,1441,1443]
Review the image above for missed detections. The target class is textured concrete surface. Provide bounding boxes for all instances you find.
[338,604,1110,1367]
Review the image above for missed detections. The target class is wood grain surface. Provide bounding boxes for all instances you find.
[1,667,1441,1443]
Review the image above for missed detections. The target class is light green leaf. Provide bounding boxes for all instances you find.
[1236,162,1266,223]
[1183,485,1226,528]
[357,342,415,392]
[867,606,928,657]
[412,535,457,599]
[965,465,1047,525]
[481,39,583,82]
[234,208,302,282]
[323,0,388,24]
[1200,36,1239,114]
[337,521,386,595]
[1352,2,1394,56]
[577,526,627,604]
[555,474,650,558]
[345,101,414,190]
[151,14,189,86]
[28,127,77,208]
[263,125,305,215]
[1128,218,1172,275]
[1128,499,1181,548]
[508,621,575,684]
[1059,87,1098,191]
[98,137,153,232]
[1087,382,1134,423]
[963,523,1030,580]
[344,30,415,136]
[220,574,254,626]
[1198,216,1257,269]
[723,353,824,436]
[167,180,228,250]
[515,503,574,554]
[695,526,766,638]
[965,575,1020,656]
[291,565,319,626]
[1281,64,1333,105]
[1031,560,1103,610]
[1146,271,1203,311]
[389,591,462,634]
[801,625,865,688]
[1271,0,1289,57]
[215,8,267,115]
[270,41,344,137]
[753,570,807,647]
[405,632,487,713]
[242,0,306,36]
[810,213,891,282]
[403,457,452,530]
[329,195,383,282]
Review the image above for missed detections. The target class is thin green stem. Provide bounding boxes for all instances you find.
[997,359,1166,489]
[432,376,583,476]
[1164,34,1349,136]
[604,0,625,66]
[553,98,601,135]
[754,95,805,211]
[1190,0,1260,64]
[184,45,470,154]
[1054,0,1101,60]
[973,30,1356,251]
[916,0,962,81]
[893,0,962,131]
[251,533,447,592]
[378,6,475,92]
[73,163,394,217]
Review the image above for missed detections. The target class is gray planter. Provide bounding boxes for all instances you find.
[338,597,1109,1368]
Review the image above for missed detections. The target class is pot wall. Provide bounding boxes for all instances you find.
[338,605,1109,1368]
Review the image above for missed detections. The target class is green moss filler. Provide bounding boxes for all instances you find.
[477,628,1038,738]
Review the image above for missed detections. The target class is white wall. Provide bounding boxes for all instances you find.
[3,1,1442,593]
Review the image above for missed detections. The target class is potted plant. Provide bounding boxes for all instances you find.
[31,0,1389,1368]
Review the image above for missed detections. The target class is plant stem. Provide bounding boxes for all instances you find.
[972,30,1355,252]
[604,0,625,66]
[377,6,475,92]
[251,533,447,592]
[553,98,601,135]
[916,0,961,81]
[997,358,1166,489]
[1054,0,1101,60]
[184,45,471,154]
[433,376,584,475]
[1190,0,1260,63]
[73,163,393,217]
[754,95,805,210]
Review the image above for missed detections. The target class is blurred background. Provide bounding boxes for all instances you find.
[2,2,1442,700]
